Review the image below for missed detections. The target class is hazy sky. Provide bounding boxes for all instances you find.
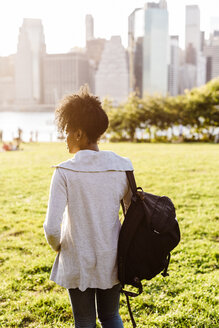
[0,0,219,56]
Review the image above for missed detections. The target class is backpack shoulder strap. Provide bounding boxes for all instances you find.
[121,171,137,214]
[126,171,137,194]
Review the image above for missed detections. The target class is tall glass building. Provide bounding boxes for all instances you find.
[15,19,46,104]
[168,36,179,96]
[185,5,200,64]
[85,15,94,43]
[143,1,169,96]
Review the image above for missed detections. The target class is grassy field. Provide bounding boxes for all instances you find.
[0,142,218,327]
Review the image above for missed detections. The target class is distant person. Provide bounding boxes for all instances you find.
[43,86,133,327]
[35,131,38,142]
[13,138,21,150]
[29,131,33,142]
[17,127,23,142]
[2,142,10,151]
[1,139,21,152]
[2,142,13,151]
[9,142,16,150]
[0,130,3,142]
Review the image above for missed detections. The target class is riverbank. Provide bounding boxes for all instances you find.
[0,111,57,142]
[0,104,55,112]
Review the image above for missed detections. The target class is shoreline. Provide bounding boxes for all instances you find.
[0,104,55,112]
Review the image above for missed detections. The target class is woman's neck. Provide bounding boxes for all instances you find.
[79,143,99,152]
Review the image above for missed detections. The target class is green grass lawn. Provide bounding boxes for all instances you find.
[0,142,218,327]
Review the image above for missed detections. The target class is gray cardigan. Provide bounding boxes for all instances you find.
[44,150,133,291]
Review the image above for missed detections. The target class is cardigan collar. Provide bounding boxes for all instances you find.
[53,150,133,172]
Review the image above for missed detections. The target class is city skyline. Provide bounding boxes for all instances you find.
[0,1,218,106]
[0,0,219,56]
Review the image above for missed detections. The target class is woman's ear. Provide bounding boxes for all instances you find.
[75,129,83,141]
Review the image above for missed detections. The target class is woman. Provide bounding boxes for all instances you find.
[44,87,133,328]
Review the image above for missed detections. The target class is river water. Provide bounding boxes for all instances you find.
[1,111,218,143]
[0,112,59,142]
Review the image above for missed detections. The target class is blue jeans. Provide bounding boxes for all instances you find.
[68,283,124,328]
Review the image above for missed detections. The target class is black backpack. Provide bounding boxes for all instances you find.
[118,171,180,327]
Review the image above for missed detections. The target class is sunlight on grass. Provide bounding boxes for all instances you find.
[0,142,218,327]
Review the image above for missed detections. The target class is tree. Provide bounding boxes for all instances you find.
[107,78,219,142]
[108,93,142,141]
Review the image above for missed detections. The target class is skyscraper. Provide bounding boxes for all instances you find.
[15,18,46,105]
[196,52,206,87]
[200,31,205,52]
[86,38,106,93]
[185,5,200,65]
[86,15,94,43]
[95,36,129,104]
[43,51,90,104]
[85,15,106,93]
[178,64,196,94]
[205,32,219,81]
[134,37,143,96]
[168,36,179,96]
[128,8,143,93]
[184,5,206,88]
[143,1,169,95]
[211,33,219,78]
[86,38,106,70]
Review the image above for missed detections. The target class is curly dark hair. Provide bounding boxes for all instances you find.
[55,86,109,143]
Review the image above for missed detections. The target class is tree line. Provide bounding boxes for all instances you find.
[103,78,219,142]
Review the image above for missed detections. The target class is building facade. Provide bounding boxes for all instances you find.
[15,18,46,104]
[196,52,206,87]
[128,8,144,95]
[0,77,15,105]
[134,37,143,96]
[178,64,196,94]
[86,38,106,70]
[95,36,129,104]
[185,5,201,65]
[205,32,219,81]
[86,38,106,93]
[0,55,15,105]
[168,36,179,96]
[43,52,90,104]
[128,8,143,93]
[143,1,169,96]
[211,36,219,78]
[86,15,94,43]
[184,5,207,88]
